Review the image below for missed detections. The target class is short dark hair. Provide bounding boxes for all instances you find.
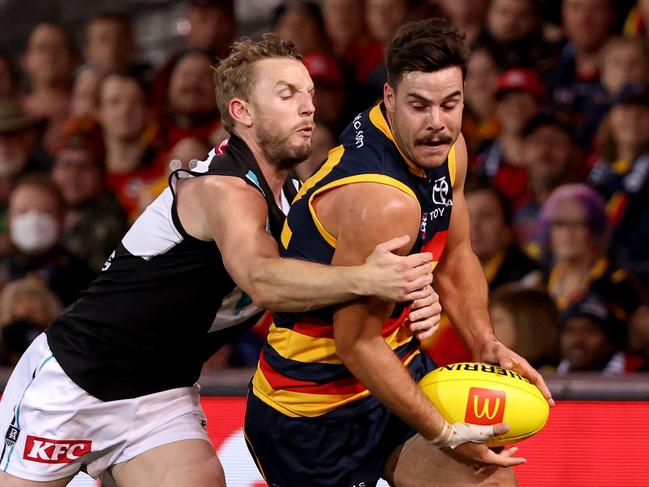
[386,18,468,88]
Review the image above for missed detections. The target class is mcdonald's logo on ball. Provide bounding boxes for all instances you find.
[464,387,506,425]
[418,362,550,446]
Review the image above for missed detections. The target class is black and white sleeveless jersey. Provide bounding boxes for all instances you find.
[46,134,299,401]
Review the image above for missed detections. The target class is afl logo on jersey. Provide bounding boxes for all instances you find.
[432,176,452,207]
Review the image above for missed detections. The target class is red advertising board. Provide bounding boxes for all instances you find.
[202,397,649,487]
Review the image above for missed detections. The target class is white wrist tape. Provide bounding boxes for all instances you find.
[431,422,497,449]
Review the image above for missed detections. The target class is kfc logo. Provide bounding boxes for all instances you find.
[23,436,91,464]
[464,387,506,425]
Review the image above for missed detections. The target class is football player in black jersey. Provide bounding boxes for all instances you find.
[0,35,442,487]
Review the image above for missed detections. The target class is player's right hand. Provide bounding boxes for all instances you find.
[362,235,433,302]
[442,423,527,468]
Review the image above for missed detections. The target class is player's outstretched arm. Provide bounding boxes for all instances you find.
[176,175,432,311]
[434,135,554,406]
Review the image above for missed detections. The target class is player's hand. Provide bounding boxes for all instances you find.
[439,423,527,468]
[477,339,555,407]
[407,285,442,340]
[362,235,433,302]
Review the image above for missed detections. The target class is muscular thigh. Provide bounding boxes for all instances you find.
[383,435,518,487]
[110,439,224,487]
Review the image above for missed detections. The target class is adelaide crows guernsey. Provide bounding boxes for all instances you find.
[251,103,457,418]
[46,134,298,401]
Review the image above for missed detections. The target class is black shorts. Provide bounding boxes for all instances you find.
[244,353,436,487]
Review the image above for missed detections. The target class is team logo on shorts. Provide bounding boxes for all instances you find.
[4,425,19,446]
[23,435,91,464]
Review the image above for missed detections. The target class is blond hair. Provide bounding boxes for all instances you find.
[0,278,63,327]
[213,33,302,133]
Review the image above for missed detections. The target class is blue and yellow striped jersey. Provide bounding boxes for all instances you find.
[252,102,457,418]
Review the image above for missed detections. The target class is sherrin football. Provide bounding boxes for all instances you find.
[419,362,550,446]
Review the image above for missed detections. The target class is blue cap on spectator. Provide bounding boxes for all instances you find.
[611,82,649,107]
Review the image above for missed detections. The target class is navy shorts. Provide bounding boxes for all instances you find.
[244,354,436,487]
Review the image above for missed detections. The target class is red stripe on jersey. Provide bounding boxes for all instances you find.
[422,229,448,261]
[260,348,419,395]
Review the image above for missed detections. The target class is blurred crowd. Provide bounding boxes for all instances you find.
[0,0,647,375]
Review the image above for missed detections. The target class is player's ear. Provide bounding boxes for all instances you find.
[384,82,395,112]
[229,98,253,128]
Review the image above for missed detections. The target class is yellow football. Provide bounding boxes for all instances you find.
[419,362,550,446]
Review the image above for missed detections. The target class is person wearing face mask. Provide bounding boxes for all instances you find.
[0,174,95,305]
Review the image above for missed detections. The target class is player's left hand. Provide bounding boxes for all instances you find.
[477,339,554,407]
[407,285,442,340]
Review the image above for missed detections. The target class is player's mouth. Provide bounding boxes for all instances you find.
[297,125,314,137]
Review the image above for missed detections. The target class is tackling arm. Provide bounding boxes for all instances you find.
[176,175,433,311]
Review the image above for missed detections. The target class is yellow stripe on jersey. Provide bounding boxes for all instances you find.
[252,350,421,417]
[293,145,345,204]
[368,104,426,178]
[266,319,415,367]
[448,144,456,187]
[267,323,341,364]
[307,174,421,248]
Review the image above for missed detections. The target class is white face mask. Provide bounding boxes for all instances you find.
[10,211,59,255]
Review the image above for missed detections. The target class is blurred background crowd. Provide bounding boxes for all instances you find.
[0,0,647,376]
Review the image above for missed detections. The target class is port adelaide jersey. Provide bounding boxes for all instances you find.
[46,134,298,401]
[252,103,457,418]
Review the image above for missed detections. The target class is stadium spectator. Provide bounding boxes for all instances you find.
[489,283,560,370]
[462,46,502,159]
[466,179,541,289]
[366,0,411,47]
[184,0,236,58]
[438,0,489,46]
[50,117,128,272]
[151,0,236,113]
[557,293,629,374]
[515,113,580,258]
[547,0,615,147]
[476,0,557,70]
[157,49,221,152]
[476,67,545,210]
[272,1,329,56]
[0,277,62,328]
[0,277,62,366]
[96,71,162,220]
[1,174,95,305]
[21,23,77,153]
[83,12,148,78]
[538,183,644,316]
[69,64,105,119]
[588,82,649,285]
[322,0,384,107]
[579,36,649,148]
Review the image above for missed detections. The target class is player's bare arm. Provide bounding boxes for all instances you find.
[318,181,523,469]
[175,175,434,311]
[434,135,554,406]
